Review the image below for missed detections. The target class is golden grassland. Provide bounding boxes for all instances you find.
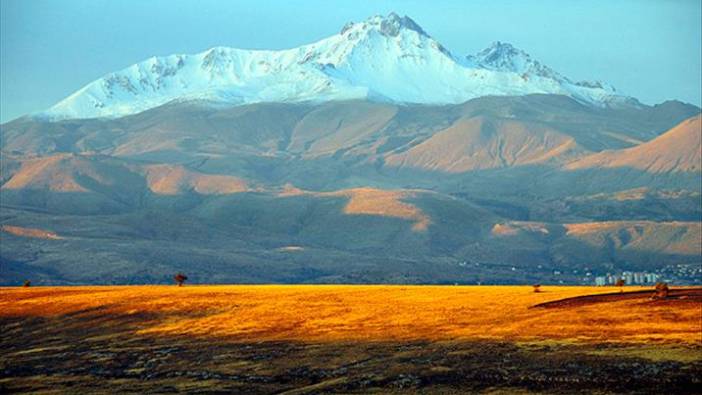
[1,285,700,344]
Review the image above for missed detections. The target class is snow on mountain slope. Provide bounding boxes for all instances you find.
[466,41,569,83]
[464,42,627,106]
[43,13,635,120]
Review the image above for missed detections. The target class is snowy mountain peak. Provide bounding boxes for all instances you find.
[332,13,451,61]
[41,14,636,120]
[466,41,568,83]
[341,13,428,38]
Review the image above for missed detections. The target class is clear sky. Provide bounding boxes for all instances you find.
[1,0,700,122]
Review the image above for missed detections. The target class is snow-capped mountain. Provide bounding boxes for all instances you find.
[465,42,621,94]
[43,13,636,120]
[465,41,572,83]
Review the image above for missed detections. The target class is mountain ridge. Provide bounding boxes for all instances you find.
[41,13,636,120]
[567,115,702,173]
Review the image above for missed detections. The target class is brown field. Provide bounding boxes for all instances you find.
[1,285,701,394]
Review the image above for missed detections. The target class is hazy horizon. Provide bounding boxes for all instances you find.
[1,0,701,123]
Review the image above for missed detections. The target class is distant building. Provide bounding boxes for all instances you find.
[624,272,634,285]
[594,271,659,286]
[633,272,644,284]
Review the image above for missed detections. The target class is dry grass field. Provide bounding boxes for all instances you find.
[1,285,701,393]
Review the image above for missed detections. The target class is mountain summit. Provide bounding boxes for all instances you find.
[466,41,567,82]
[43,13,635,120]
[342,12,429,37]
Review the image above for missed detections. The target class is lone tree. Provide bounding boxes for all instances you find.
[533,284,542,293]
[174,272,188,287]
[653,282,669,300]
[22,280,31,288]
[615,278,625,292]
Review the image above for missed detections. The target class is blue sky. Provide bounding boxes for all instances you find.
[1,0,700,122]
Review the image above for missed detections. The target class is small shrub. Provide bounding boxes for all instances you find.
[533,284,541,293]
[22,280,31,288]
[174,273,188,287]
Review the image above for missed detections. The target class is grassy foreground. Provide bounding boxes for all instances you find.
[1,285,701,393]
[2,285,700,343]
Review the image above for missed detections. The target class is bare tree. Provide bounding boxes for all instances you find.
[174,273,188,287]
[652,282,669,300]
[615,279,625,292]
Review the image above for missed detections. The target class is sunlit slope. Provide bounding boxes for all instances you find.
[0,154,250,213]
[385,116,583,172]
[3,97,697,167]
[490,220,702,264]
[563,221,702,256]
[0,154,147,213]
[143,164,248,195]
[0,225,62,240]
[1,154,140,193]
[2,286,699,343]
[536,115,702,195]
[567,115,702,173]
[190,186,493,254]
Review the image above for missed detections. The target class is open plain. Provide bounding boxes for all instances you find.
[1,285,700,394]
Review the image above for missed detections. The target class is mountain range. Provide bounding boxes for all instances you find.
[43,13,634,120]
[1,13,700,285]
